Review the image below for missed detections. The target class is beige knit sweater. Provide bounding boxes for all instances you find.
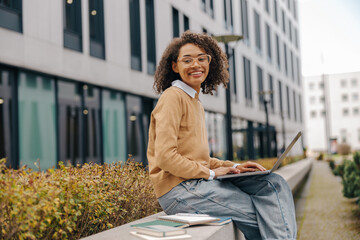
[147,86,235,198]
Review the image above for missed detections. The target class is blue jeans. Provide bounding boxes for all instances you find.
[158,173,296,240]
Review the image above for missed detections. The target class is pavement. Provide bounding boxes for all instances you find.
[295,160,360,240]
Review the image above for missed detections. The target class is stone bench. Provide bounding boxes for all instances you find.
[82,158,314,240]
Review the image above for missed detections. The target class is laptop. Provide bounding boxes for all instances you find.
[217,131,302,179]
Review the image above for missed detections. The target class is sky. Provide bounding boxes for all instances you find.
[298,0,360,76]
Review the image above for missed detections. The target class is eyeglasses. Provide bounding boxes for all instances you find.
[177,55,211,66]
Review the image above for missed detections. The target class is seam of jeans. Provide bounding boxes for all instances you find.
[264,179,292,239]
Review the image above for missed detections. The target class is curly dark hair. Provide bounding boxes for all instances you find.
[154,31,229,95]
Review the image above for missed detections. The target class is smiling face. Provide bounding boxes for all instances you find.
[172,43,210,93]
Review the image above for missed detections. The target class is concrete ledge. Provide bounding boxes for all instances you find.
[82,158,314,240]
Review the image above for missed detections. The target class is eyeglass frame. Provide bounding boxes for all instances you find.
[176,54,212,66]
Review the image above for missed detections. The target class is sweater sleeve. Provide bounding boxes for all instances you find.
[153,90,210,180]
[209,157,235,169]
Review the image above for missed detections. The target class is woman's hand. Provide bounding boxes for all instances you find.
[236,162,267,173]
[213,167,240,178]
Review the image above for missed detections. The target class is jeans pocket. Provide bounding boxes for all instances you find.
[162,199,181,215]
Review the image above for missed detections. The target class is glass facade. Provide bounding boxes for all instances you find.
[0,68,14,166]
[18,72,57,170]
[83,85,101,164]
[57,80,82,166]
[102,90,127,164]
[205,112,227,160]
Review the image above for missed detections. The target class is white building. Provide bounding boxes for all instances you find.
[304,72,360,152]
[0,0,304,169]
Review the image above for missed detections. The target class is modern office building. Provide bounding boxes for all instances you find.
[304,72,360,152]
[0,0,304,169]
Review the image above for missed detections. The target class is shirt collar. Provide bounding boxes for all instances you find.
[171,80,198,99]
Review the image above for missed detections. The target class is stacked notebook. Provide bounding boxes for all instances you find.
[130,214,232,239]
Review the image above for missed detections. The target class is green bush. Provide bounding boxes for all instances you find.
[0,158,161,240]
[329,160,335,170]
[332,152,360,199]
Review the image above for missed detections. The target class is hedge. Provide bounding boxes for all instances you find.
[332,152,360,200]
[0,159,161,240]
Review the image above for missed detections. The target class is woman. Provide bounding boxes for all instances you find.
[147,31,297,240]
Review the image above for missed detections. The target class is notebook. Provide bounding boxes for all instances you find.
[131,220,189,229]
[158,214,220,225]
[217,131,302,179]
[132,225,187,237]
[130,231,192,240]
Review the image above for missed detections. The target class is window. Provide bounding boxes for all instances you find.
[319,81,324,89]
[89,0,105,59]
[266,23,272,62]
[58,81,82,166]
[265,0,270,13]
[224,0,233,31]
[83,85,102,164]
[0,68,14,167]
[343,108,349,116]
[352,93,359,101]
[281,9,286,34]
[310,111,316,118]
[243,57,252,105]
[64,0,82,52]
[126,95,152,165]
[290,50,294,81]
[146,0,156,75]
[275,34,280,69]
[278,80,283,113]
[293,0,297,20]
[299,94,303,122]
[201,0,214,18]
[254,10,261,54]
[288,19,292,42]
[0,0,22,32]
[321,110,326,117]
[286,86,291,119]
[269,74,274,112]
[294,28,299,49]
[353,108,359,115]
[340,79,347,87]
[102,90,127,164]
[296,57,301,85]
[201,0,206,12]
[257,66,264,109]
[341,129,347,143]
[183,14,190,31]
[351,78,358,87]
[283,43,288,75]
[172,7,179,38]
[229,48,237,100]
[18,72,57,169]
[309,83,314,90]
[293,90,297,121]
[240,0,249,43]
[273,0,278,24]
[342,94,348,102]
[209,0,214,18]
[130,0,142,70]
[319,96,324,103]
